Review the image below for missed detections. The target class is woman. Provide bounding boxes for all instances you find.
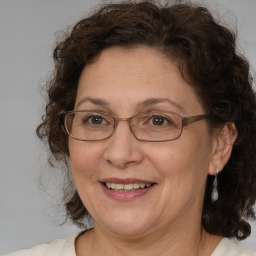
[7,1,256,255]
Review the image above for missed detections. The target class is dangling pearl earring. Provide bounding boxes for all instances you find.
[212,168,219,201]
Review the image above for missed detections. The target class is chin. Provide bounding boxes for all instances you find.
[94,211,158,238]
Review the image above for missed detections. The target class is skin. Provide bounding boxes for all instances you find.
[69,46,237,256]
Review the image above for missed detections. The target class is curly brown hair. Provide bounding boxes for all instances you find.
[37,0,256,240]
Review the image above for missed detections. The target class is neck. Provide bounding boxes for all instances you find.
[76,218,222,256]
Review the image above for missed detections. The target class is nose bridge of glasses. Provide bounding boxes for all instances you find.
[114,116,133,125]
[112,116,136,137]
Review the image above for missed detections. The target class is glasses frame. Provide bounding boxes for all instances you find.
[60,110,209,142]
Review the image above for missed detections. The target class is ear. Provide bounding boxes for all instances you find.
[208,122,238,175]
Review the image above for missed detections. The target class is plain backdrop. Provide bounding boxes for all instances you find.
[0,0,255,254]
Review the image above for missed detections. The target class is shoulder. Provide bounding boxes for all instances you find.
[5,234,78,256]
[212,238,256,256]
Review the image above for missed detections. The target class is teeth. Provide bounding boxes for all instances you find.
[124,184,133,190]
[133,183,140,189]
[115,184,123,190]
[105,182,152,191]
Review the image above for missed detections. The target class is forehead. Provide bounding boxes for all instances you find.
[75,46,204,115]
[84,46,174,79]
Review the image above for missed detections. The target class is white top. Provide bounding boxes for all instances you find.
[5,235,256,256]
[212,238,256,256]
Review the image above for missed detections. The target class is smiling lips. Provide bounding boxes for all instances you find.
[105,182,152,191]
[101,179,156,201]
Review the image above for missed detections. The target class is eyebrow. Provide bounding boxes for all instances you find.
[76,97,110,109]
[138,98,185,112]
[76,97,185,113]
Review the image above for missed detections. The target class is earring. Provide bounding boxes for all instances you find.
[212,168,219,201]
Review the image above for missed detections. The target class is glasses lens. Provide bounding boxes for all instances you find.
[65,111,114,141]
[131,112,183,141]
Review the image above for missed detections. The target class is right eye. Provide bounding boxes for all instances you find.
[82,114,108,126]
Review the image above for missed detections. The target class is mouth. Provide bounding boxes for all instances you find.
[103,182,154,192]
[100,178,156,200]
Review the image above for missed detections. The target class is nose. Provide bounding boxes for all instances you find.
[103,121,143,169]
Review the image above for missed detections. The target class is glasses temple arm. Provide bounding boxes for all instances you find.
[182,115,209,127]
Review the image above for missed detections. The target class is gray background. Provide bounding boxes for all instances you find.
[0,0,255,254]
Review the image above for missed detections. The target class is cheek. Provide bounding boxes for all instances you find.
[146,131,213,183]
[69,140,100,179]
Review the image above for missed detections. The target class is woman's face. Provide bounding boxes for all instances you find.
[69,46,216,237]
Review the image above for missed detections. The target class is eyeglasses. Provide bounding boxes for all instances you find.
[60,110,208,142]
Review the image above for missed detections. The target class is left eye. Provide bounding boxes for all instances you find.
[149,115,173,126]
